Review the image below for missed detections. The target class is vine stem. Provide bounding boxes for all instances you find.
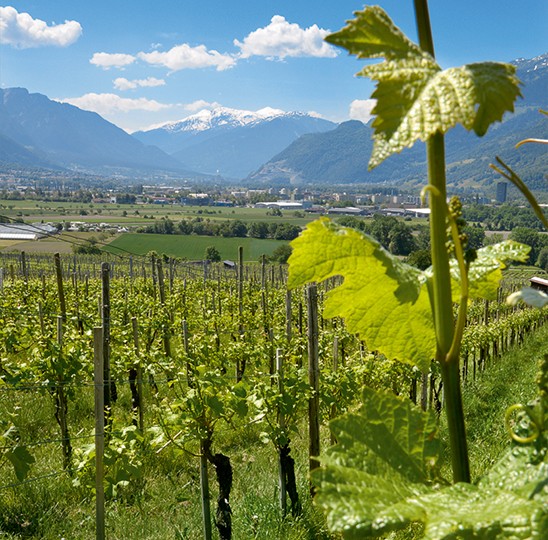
[413,0,471,483]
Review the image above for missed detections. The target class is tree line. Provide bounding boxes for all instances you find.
[136,217,302,241]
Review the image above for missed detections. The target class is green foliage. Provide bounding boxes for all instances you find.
[314,385,548,539]
[205,245,221,262]
[73,425,144,500]
[267,244,292,264]
[407,249,432,270]
[286,4,540,538]
[326,6,521,169]
[288,218,434,372]
[288,219,528,372]
[0,414,35,482]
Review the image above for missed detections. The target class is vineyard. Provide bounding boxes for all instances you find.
[0,249,546,539]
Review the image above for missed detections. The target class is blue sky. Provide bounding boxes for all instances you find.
[1,1,546,132]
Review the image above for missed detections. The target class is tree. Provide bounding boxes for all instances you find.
[388,222,416,255]
[406,249,431,270]
[205,246,221,262]
[268,244,292,264]
[536,247,548,271]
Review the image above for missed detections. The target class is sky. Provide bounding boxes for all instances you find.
[1,1,546,133]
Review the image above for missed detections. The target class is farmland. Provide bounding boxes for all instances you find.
[102,233,287,260]
[0,247,546,539]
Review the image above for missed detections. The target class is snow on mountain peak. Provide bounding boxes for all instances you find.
[143,106,306,134]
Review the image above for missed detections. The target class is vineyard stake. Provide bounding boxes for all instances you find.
[101,262,114,426]
[54,253,67,322]
[200,439,213,540]
[307,283,320,481]
[131,317,144,432]
[285,290,292,344]
[55,316,72,472]
[276,349,287,516]
[93,326,105,540]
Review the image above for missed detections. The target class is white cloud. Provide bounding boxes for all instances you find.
[0,6,82,48]
[307,111,324,118]
[113,77,166,91]
[60,93,171,115]
[349,99,376,124]
[138,44,236,71]
[90,52,136,69]
[234,15,337,60]
[184,99,222,112]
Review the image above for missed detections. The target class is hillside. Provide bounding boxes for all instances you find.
[249,53,548,190]
[134,107,336,178]
[0,88,194,177]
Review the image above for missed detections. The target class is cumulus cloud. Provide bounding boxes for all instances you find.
[113,77,166,91]
[184,99,222,112]
[90,52,136,69]
[234,15,337,60]
[60,93,171,115]
[349,99,376,124]
[0,6,82,48]
[138,44,236,71]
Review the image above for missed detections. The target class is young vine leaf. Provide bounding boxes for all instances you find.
[287,218,435,372]
[326,6,522,169]
[449,240,531,300]
[314,388,548,539]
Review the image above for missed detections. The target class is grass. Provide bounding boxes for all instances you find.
[102,233,288,261]
[0,307,544,538]
[441,323,548,481]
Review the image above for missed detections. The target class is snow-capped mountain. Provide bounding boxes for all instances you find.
[151,106,291,134]
[133,106,336,178]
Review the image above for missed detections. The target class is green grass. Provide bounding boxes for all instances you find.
[0,199,316,227]
[441,323,548,481]
[102,233,288,261]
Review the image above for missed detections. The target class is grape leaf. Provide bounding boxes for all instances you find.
[6,445,35,482]
[288,219,435,371]
[326,6,522,169]
[450,241,531,300]
[314,388,548,539]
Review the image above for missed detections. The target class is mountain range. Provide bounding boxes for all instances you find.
[250,54,548,190]
[0,52,545,189]
[0,87,191,176]
[132,107,335,178]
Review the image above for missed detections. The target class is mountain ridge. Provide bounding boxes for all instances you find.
[0,87,195,177]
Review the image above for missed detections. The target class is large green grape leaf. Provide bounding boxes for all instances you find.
[314,388,548,539]
[287,219,435,371]
[326,6,521,169]
[449,241,530,300]
[5,445,35,482]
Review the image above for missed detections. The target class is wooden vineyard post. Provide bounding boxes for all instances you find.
[101,262,115,426]
[94,326,105,540]
[330,336,339,445]
[156,258,172,359]
[131,317,144,432]
[56,316,72,471]
[236,246,245,381]
[0,268,3,291]
[276,349,287,516]
[54,253,67,322]
[21,251,28,284]
[285,290,292,344]
[307,284,320,480]
[200,439,213,540]
[182,319,193,386]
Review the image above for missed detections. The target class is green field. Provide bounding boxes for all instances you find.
[102,232,288,261]
[0,199,317,227]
